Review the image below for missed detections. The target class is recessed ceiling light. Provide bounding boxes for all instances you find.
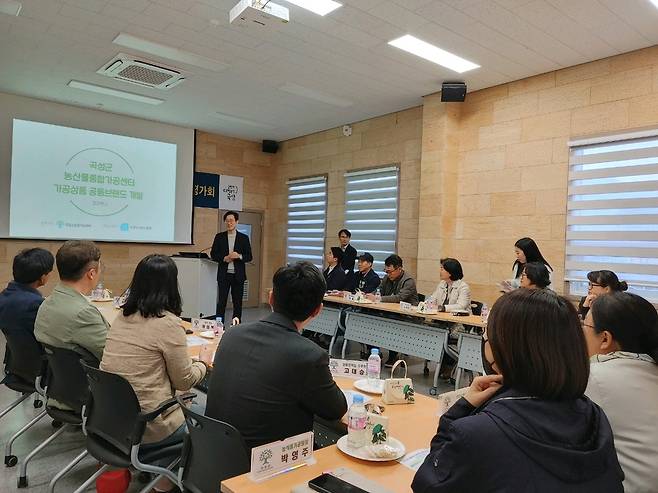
[0,0,22,16]
[212,112,276,129]
[113,33,228,72]
[67,80,164,105]
[279,82,353,108]
[388,35,480,74]
[284,0,341,16]
[650,0,658,8]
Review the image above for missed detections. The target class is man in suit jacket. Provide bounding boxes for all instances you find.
[0,248,54,372]
[338,229,357,274]
[206,261,347,450]
[210,210,253,323]
[323,247,347,291]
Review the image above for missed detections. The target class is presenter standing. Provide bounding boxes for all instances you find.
[211,211,252,323]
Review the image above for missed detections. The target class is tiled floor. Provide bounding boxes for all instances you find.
[0,306,453,492]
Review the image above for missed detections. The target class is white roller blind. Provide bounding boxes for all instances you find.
[286,176,327,270]
[344,166,399,275]
[567,135,658,301]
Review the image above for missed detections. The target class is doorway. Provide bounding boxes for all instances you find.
[218,209,263,309]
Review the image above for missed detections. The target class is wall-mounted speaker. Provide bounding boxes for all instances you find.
[440,82,467,102]
[262,140,279,153]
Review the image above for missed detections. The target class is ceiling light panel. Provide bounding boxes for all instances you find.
[67,80,164,105]
[388,34,480,73]
[284,0,341,16]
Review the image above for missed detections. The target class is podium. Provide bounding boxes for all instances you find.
[171,256,218,318]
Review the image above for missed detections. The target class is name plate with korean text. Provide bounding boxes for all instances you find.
[249,431,314,482]
[191,318,218,332]
[399,301,413,311]
[329,358,368,380]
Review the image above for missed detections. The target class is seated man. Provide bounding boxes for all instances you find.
[345,253,381,294]
[0,248,54,373]
[206,261,348,450]
[368,254,418,305]
[324,247,347,291]
[35,240,108,364]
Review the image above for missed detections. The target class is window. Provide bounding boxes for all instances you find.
[566,133,658,301]
[286,176,327,270]
[344,166,399,275]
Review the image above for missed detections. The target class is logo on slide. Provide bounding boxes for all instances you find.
[64,148,136,217]
[120,223,129,232]
[56,220,64,229]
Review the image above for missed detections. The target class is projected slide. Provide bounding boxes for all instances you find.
[10,119,177,242]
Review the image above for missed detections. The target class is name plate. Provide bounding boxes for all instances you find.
[329,358,368,379]
[399,301,413,311]
[191,318,218,331]
[250,431,314,482]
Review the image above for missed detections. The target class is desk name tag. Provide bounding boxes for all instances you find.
[329,358,368,379]
[249,431,314,482]
[191,318,218,331]
[399,301,413,311]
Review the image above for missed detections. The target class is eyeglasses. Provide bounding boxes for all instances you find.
[588,282,602,288]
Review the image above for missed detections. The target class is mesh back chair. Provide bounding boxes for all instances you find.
[51,362,189,493]
[16,343,96,488]
[178,398,250,493]
[1,328,47,467]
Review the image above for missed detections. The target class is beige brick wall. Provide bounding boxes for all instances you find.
[451,45,658,305]
[0,131,273,299]
[264,107,423,288]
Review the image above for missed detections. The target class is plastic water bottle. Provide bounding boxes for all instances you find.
[214,317,224,337]
[94,282,104,299]
[481,303,489,324]
[367,348,381,386]
[374,288,382,303]
[347,394,367,448]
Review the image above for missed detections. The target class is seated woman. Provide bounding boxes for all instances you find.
[578,270,628,319]
[412,289,623,493]
[430,258,471,313]
[583,292,658,493]
[520,261,551,289]
[101,254,207,492]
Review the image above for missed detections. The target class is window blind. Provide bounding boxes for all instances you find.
[344,166,399,275]
[286,176,327,270]
[566,135,658,301]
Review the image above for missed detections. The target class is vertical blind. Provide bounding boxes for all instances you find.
[286,176,327,270]
[567,135,658,301]
[344,166,399,275]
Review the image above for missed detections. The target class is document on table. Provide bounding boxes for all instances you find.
[398,448,430,472]
[186,335,208,346]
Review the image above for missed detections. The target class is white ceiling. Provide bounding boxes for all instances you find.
[1,0,657,141]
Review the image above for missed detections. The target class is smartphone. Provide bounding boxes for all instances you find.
[308,473,369,493]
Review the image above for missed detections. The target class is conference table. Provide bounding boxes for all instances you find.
[221,376,439,493]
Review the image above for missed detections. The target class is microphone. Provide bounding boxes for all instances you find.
[199,246,212,253]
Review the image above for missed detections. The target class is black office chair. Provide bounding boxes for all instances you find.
[52,363,188,493]
[1,329,46,467]
[16,343,95,488]
[470,301,484,316]
[178,398,250,493]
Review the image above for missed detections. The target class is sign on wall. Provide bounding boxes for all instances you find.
[219,175,244,211]
[193,172,219,208]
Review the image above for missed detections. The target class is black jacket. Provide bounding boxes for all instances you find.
[412,388,624,493]
[339,244,357,273]
[205,312,347,450]
[347,269,381,294]
[323,265,347,291]
[0,281,44,371]
[210,230,252,282]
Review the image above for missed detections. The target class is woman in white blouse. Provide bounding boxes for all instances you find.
[583,292,658,493]
[431,258,471,313]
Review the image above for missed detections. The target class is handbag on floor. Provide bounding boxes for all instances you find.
[382,360,415,405]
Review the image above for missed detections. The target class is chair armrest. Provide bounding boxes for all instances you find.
[131,392,197,444]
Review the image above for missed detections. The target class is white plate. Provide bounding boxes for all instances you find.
[353,378,384,395]
[336,436,406,462]
[90,297,114,302]
[199,330,216,339]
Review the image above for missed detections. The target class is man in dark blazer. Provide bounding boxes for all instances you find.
[338,229,357,274]
[345,253,381,294]
[210,210,252,323]
[206,261,347,450]
[323,247,347,291]
[0,248,54,371]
